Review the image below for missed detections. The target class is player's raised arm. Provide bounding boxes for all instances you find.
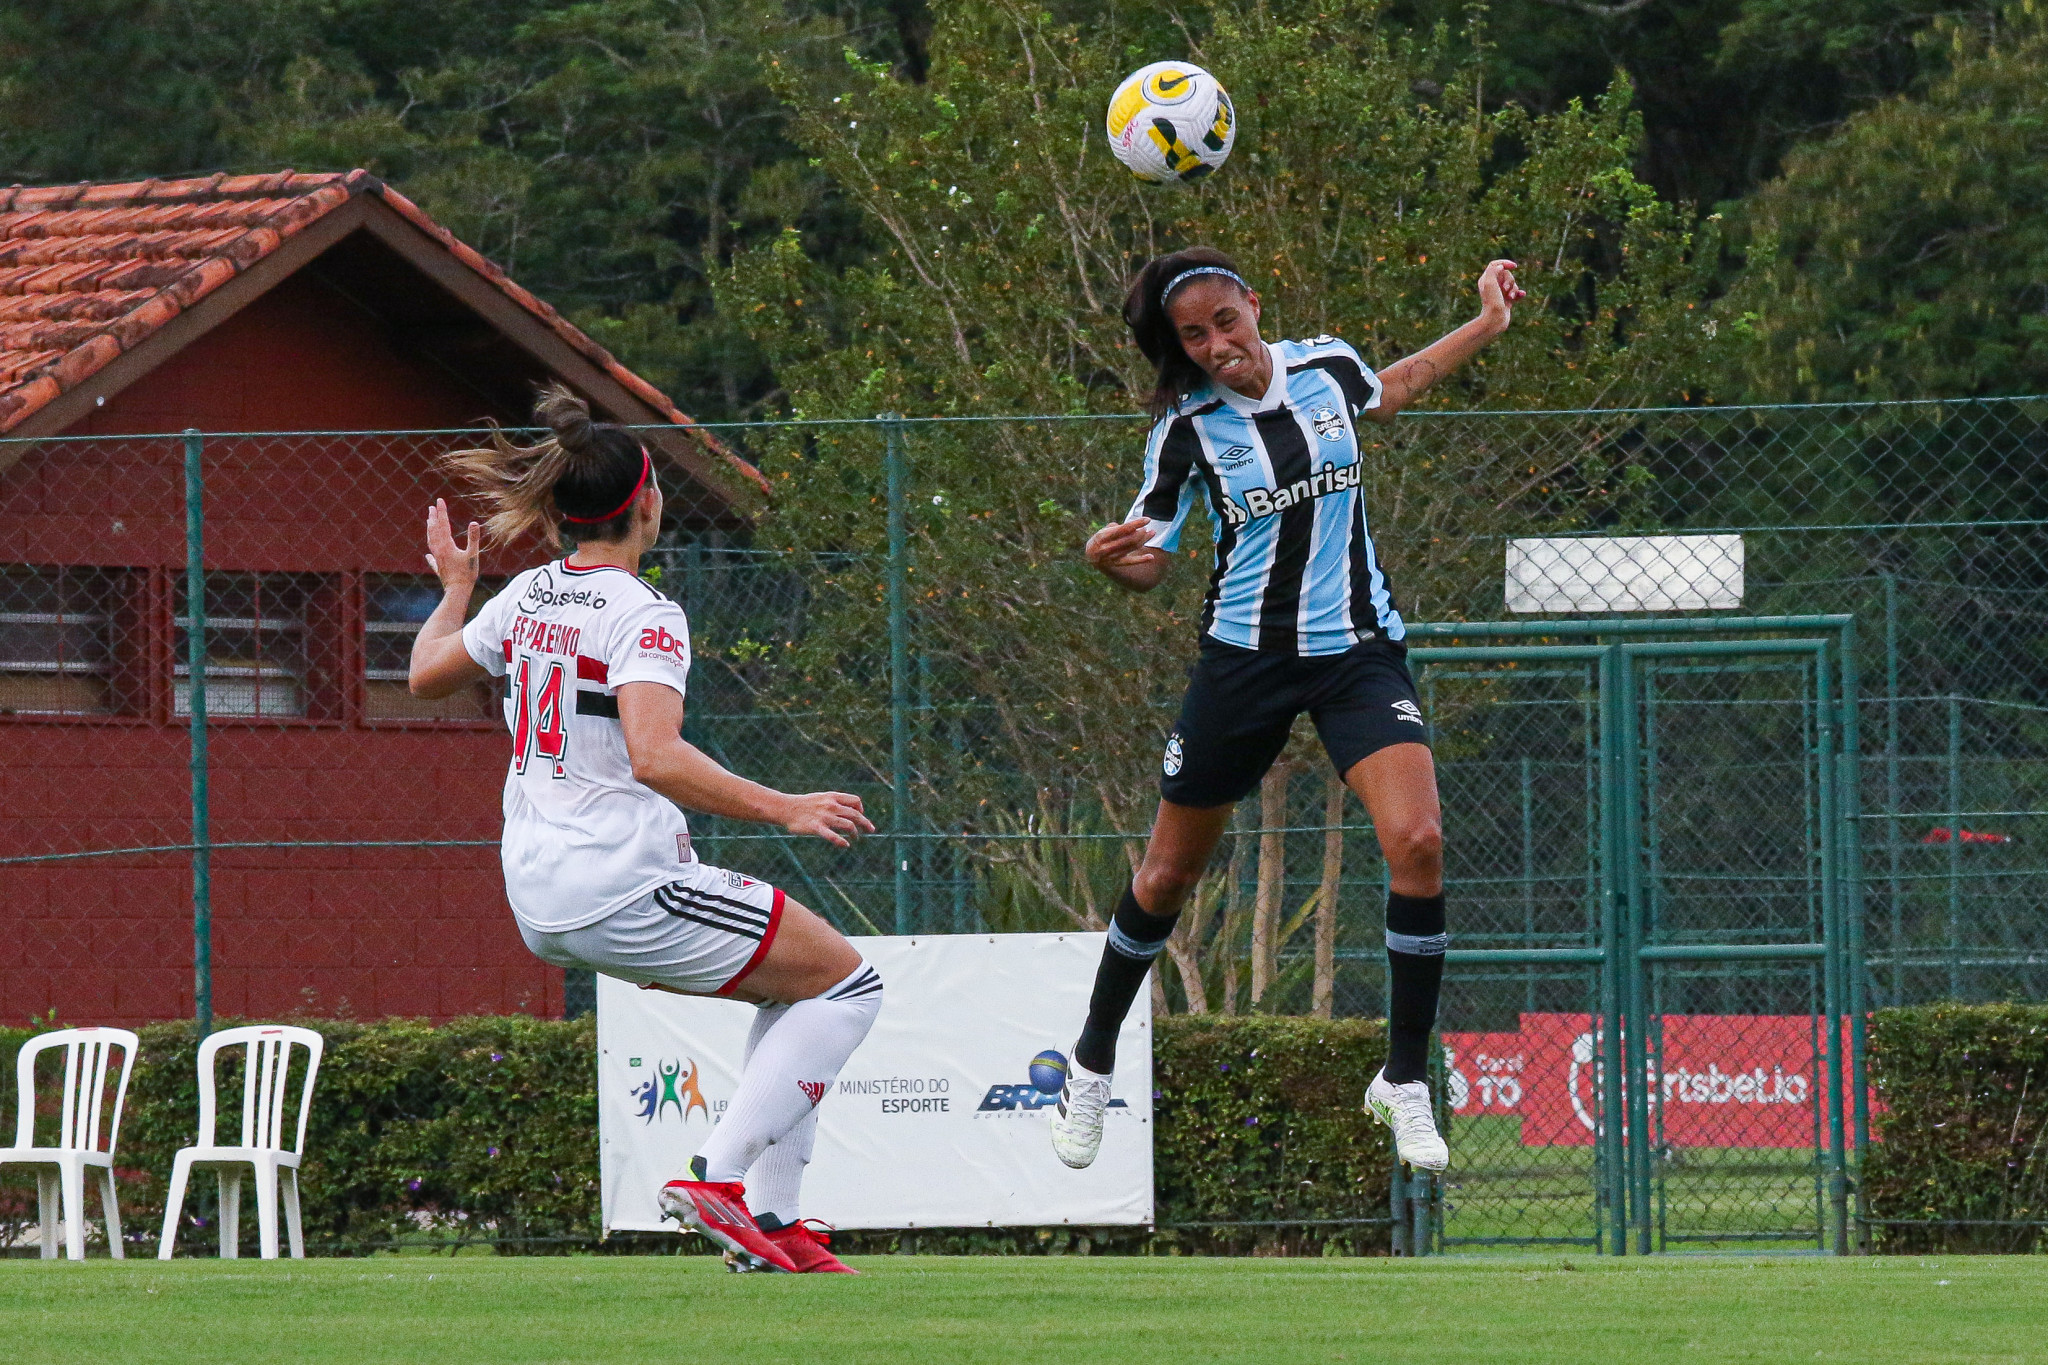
[617,682,874,847]
[1085,515,1171,591]
[408,497,492,699]
[1364,259,1526,424]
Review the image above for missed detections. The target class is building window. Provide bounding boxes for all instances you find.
[0,566,124,715]
[363,575,501,721]
[174,574,319,718]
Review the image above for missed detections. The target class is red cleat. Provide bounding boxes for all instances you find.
[763,1220,858,1274]
[657,1180,797,1273]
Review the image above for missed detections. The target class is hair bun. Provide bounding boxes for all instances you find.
[534,383,595,452]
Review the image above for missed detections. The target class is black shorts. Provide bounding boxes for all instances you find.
[1160,636,1429,808]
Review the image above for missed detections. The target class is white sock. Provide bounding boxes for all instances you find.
[694,961,882,1183]
[746,1109,818,1227]
[736,1002,815,1225]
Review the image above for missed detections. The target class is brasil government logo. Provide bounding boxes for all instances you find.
[977,1049,1132,1115]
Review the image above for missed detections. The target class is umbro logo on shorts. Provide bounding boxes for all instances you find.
[1392,699,1424,726]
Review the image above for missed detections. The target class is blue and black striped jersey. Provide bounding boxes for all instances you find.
[1127,336,1402,656]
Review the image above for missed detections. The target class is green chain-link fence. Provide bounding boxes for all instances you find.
[2,395,2043,1250]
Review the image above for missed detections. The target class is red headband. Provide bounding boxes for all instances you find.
[561,449,651,525]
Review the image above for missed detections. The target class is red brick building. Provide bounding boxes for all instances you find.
[0,170,764,1026]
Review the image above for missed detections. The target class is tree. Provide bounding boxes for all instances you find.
[1729,3,2048,400]
[715,0,1728,1006]
[1388,0,1995,211]
[0,0,926,424]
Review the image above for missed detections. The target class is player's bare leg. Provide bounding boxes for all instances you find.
[1347,742,1450,1171]
[1054,800,1233,1169]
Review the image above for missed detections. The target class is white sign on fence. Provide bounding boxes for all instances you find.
[1506,533,1744,613]
[597,932,1153,1232]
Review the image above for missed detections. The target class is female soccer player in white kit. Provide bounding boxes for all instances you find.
[408,387,878,1273]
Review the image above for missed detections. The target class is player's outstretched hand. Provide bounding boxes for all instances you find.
[783,791,875,848]
[1477,259,1526,333]
[426,498,482,595]
[1085,516,1169,591]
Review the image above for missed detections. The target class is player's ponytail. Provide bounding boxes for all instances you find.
[442,384,653,549]
[1124,246,1247,419]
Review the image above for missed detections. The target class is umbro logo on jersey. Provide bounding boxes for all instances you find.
[1216,443,1255,470]
[1219,461,1362,527]
[1392,699,1424,726]
[798,1080,828,1107]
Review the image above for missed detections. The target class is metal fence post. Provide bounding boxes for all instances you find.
[1521,755,1536,1015]
[1596,642,1628,1255]
[1947,694,1962,1000]
[883,414,911,934]
[1389,1165,1411,1256]
[1814,646,1849,1255]
[183,429,213,1037]
[1617,651,1653,1255]
[1839,620,1872,1252]
[1883,573,1901,1006]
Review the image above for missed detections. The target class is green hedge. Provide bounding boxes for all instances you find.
[2,1017,606,1255]
[1152,1016,1392,1255]
[1,1013,1390,1257]
[10,1005,2042,1257]
[1865,1003,2048,1254]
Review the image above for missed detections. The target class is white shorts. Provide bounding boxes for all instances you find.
[518,862,785,997]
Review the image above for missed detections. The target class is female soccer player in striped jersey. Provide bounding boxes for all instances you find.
[1052,250,1525,1175]
[408,387,879,1273]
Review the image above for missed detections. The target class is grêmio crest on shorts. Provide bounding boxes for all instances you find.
[1126,335,1404,657]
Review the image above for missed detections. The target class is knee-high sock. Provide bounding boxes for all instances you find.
[746,1110,818,1229]
[1074,885,1177,1076]
[738,1003,814,1228]
[693,962,882,1183]
[1385,891,1447,1084]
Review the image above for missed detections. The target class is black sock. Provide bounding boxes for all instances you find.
[1073,884,1177,1076]
[1384,890,1447,1085]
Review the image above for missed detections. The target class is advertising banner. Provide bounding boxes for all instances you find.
[598,932,1152,1232]
[1443,1013,1858,1149]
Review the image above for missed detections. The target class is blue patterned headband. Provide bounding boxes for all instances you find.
[1161,265,1249,305]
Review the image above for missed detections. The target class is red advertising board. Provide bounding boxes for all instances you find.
[1442,1014,1863,1149]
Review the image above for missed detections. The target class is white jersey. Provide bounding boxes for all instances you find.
[462,559,696,933]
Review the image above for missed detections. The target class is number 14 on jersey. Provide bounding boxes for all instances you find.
[512,655,569,778]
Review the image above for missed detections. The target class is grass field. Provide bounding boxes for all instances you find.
[2,1255,2039,1364]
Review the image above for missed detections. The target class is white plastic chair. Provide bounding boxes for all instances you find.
[158,1025,322,1260]
[0,1027,139,1259]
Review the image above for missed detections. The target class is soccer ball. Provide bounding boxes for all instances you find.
[1105,61,1236,184]
[1029,1049,1070,1095]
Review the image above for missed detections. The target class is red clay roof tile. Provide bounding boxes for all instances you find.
[0,169,763,500]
